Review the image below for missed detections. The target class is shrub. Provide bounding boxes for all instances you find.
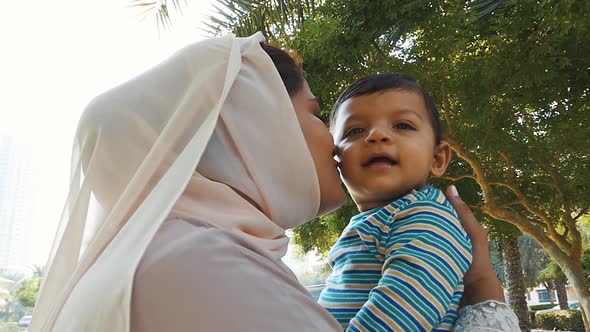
[529,303,556,311]
[536,310,585,331]
[0,322,25,332]
[529,311,537,328]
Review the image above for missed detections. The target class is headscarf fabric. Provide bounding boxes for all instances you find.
[31,32,320,332]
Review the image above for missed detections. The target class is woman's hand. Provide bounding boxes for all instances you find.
[445,185,506,306]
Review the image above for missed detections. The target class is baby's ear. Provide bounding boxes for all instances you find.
[430,141,451,177]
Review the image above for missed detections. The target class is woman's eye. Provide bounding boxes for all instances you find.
[393,122,415,130]
[344,127,364,137]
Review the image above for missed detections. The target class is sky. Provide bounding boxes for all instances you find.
[0,0,320,276]
[0,0,216,268]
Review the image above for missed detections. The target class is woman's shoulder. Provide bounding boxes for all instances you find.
[131,218,343,332]
[134,218,214,277]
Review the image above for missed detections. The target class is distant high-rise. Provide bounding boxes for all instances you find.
[0,136,36,272]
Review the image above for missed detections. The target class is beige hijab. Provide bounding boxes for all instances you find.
[30,32,320,332]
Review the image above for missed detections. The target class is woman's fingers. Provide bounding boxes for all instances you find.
[445,184,488,260]
[445,185,505,304]
[445,185,487,244]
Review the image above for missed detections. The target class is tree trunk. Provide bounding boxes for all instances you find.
[544,280,556,304]
[544,244,590,331]
[549,283,557,304]
[501,235,531,332]
[555,278,569,310]
[560,260,590,331]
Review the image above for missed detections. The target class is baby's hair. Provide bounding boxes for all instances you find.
[330,73,442,144]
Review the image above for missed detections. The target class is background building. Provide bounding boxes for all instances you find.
[0,136,37,273]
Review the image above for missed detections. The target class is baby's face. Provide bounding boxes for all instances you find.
[332,89,439,209]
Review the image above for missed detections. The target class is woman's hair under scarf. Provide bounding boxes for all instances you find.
[30,32,320,332]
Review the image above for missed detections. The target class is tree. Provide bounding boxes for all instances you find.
[488,240,505,284]
[31,265,44,278]
[292,192,356,256]
[128,0,187,32]
[202,0,590,327]
[486,218,532,329]
[539,260,569,309]
[519,234,546,289]
[137,0,590,327]
[0,272,24,322]
[14,277,40,308]
[500,234,531,331]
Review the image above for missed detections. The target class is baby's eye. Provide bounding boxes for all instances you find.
[393,122,415,130]
[344,127,365,137]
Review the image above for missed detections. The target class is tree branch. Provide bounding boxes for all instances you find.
[499,201,522,208]
[574,206,589,221]
[488,180,569,252]
[448,138,571,254]
[440,174,476,182]
[491,152,557,232]
[538,158,582,259]
[440,82,454,135]
[499,151,515,183]
[371,40,388,61]
[446,137,495,206]
[483,204,545,240]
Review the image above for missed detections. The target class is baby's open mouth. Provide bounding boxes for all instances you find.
[363,156,397,167]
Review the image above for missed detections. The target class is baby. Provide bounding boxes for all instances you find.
[318,73,473,331]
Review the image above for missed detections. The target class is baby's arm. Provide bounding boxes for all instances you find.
[347,202,472,332]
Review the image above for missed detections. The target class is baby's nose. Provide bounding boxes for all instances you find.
[366,127,391,143]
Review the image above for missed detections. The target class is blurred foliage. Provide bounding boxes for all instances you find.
[14,277,40,308]
[152,0,590,322]
[536,309,585,331]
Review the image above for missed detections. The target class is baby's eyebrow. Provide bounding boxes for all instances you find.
[394,109,424,120]
[340,113,363,125]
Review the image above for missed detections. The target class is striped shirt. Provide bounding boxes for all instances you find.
[318,186,472,332]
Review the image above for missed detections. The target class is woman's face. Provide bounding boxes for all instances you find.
[291,81,346,216]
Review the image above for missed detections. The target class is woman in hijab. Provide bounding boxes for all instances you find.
[30,33,518,331]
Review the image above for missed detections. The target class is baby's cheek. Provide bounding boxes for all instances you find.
[340,164,358,183]
[340,153,356,167]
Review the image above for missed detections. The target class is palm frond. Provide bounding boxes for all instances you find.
[468,0,504,19]
[129,0,187,32]
[202,0,319,40]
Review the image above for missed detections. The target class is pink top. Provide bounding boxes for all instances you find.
[131,218,343,331]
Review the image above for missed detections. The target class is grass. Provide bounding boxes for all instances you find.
[0,322,26,332]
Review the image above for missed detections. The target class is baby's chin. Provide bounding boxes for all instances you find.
[351,188,413,211]
[370,186,415,201]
